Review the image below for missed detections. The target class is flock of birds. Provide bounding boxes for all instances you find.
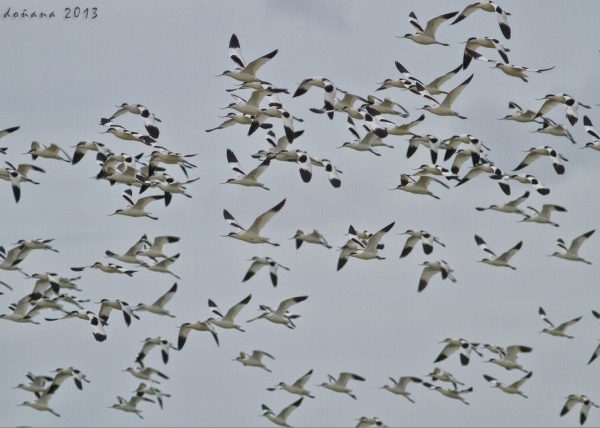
[2,1,600,426]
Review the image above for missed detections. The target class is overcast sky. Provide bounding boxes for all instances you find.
[1,1,600,426]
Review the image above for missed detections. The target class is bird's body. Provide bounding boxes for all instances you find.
[235,349,275,372]
[246,295,308,329]
[381,376,422,403]
[223,199,286,245]
[539,306,582,339]
[293,229,332,249]
[474,234,523,269]
[551,230,594,264]
[208,294,252,331]
[520,204,567,227]
[221,34,278,83]
[418,260,456,292]
[420,74,474,119]
[452,0,511,39]
[400,11,458,46]
[177,319,219,349]
[560,394,599,426]
[483,372,532,398]
[268,369,315,398]
[476,191,529,216]
[242,256,289,287]
[423,382,473,405]
[349,221,394,260]
[319,372,366,400]
[135,283,177,317]
[484,344,533,372]
[261,397,303,427]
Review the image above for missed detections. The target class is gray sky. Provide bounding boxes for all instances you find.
[1,1,600,426]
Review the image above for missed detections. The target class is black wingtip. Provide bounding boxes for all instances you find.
[229,33,240,49]
[330,178,341,188]
[499,23,511,40]
[299,169,312,183]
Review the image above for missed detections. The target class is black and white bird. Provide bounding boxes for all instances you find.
[500,101,540,123]
[220,33,278,83]
[533,118,576,144]
[135,337,177,366]
[434,338,481,366]
[392,174,449,199]
[205,112,268,133]
[177,319,219,349]
[135,283,177,318]
[550,230,595,264]
[399,230,445,258]
[134,383,171,410]
[208,294,252,332]
[70,141,108,165]
[582,115,600,150]
[560,394,599,426]
[224,149,271,190]
[381,376,422,403]
[246,295,308,329]
[348,221,395,261]
[293,77,337,119]
[140,253,181,279]
[235,349,275,372]
[292,229,332,249]
[105,234,149,265]
[318,372,366,400]
[70,262,136,276]
[474,234,523,269]
[26,141,71,162]
[538,307,582,339]
[399,10,458,46]
[418,260,456,292]
[101,103,161,138]
[462,36,509,69]
[534,93,591,126]
[242,256,289,287]
[422,382,474,405]
[476,191,530,216]
[485,345,532,372]
[137,235,179,260]
[111,189,164,220]
[419,74,474,119]
[451,0,511,39]
[509,174,550,196]
[98,298,139,326]
[483,371,532,398]
[465,49,554,82]
[261,397,303,427]
[0,162,45,202]
[18,388,60,417]
[424,367,465,390]
[520,204,567,227]
[267,369,315,399]
[513,146,567,175]
[123,366,169,383]
[109,394,154,419]
[223,199,286,245]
